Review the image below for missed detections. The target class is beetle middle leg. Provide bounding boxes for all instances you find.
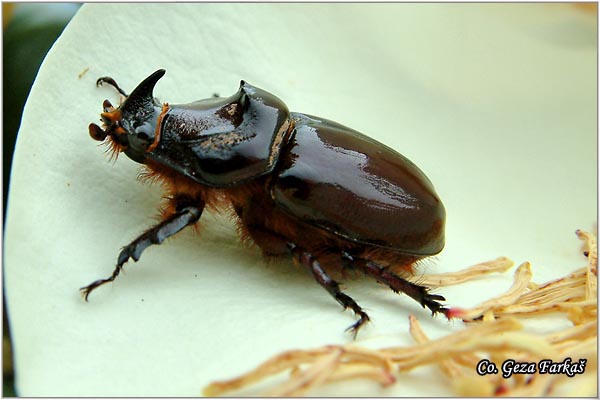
[287,243,370,338]
[80,199,204,300]
[343,253,448,317]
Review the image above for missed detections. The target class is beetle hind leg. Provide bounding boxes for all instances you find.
[288,243,370,338]
[343,253,449,317]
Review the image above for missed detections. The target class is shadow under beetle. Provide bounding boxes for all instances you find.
[82,69,448,336]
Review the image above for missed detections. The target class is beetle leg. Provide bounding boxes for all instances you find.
[96,76,128,98]
[343,253,449,317]
[244,225,290,256]
[80,204,203,301]
[288,244,370,338]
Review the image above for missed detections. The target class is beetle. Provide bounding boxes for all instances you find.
[81,69,447,336]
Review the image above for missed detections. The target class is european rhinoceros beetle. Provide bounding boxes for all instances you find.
[82,69,447,336]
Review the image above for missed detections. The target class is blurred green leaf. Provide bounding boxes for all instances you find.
[2,5,80,396]
[3,3,80,217]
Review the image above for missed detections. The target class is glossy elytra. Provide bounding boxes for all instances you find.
[82,69,447,336]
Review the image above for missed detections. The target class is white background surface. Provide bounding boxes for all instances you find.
[4,3,597,396]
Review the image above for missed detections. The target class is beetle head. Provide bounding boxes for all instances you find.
[89,69,166,163]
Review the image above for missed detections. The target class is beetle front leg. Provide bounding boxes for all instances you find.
[288,244,370,338]
[80,202,204,301]
[344,253,449,317]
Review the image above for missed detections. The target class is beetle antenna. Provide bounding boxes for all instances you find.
[96,76,128,98]
[89,123,107,141]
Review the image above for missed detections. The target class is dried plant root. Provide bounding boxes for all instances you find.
[203,348,333,396]
[577,229,598,301]
[203,230,597,397]
[419,256,514,287]
[447,262,532,320]
[203,345,396,397]
[451,233,597,323]
[263,348,343,396]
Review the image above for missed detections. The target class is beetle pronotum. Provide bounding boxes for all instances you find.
[82,69,447,336]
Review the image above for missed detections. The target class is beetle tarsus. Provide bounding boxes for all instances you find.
[340,294,371,339]
[289,244,371,338]
[96,76,129,98]
[351,258,448,317]
[80,205,203,300]
[421,295,450,318]
[79,265,125,301]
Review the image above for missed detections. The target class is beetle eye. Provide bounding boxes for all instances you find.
[134,122,153,142]
[126,121,155,151]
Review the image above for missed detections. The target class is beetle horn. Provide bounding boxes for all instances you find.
[120,69,166,115]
